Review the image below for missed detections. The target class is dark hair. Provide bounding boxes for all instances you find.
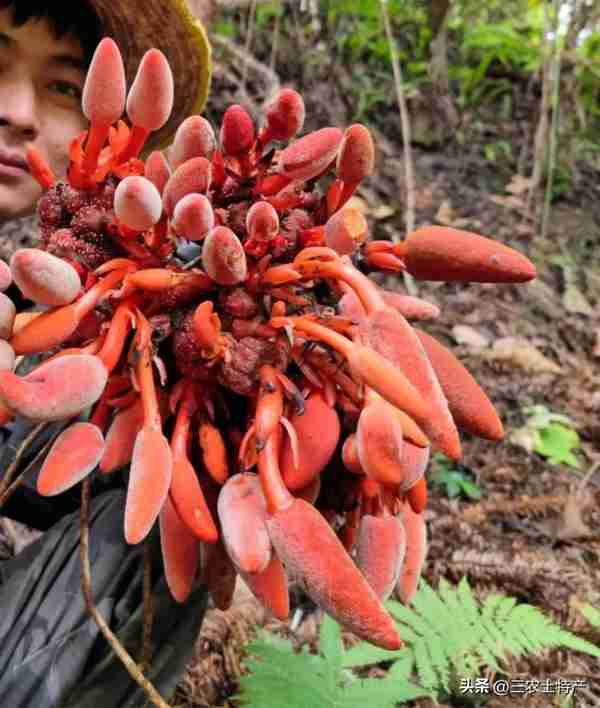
[0,1,102,65]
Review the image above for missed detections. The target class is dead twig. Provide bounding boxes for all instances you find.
[378,0,417,296]
[79,477,169,708]
[0,430,54,508]
[241,0,258,94]
[141,540,154,671]
[0,422,48,502]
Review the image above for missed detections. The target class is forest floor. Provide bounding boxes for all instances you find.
[169,30,600,708]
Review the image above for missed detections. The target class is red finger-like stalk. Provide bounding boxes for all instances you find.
[81,38,126,174]
[271,316,428,425]
[95,300,136,374]
[361,307,461,460]
[415,329,504,441]
[356,514,406,601]
[397,226,537,283]
[257,424,402,648]
[121,49,174,162]
[172,193,214,241]
[25,145,56,188]
[10,268,128,355]
[396,441,430,493]
[10,248,81,306]
[217,473,272,574]
[170,115,216,168]
[239,553,290,620]
[255,365,283,450]
[169,389,218,542]
[356,397,404,485]
[381,291,440,321]
[198,416,229,484]
[37,422,105,496]
[159,495,199,603]
[100,399,144,474]
[0,354,107,421]
[280,390,340,491]
[124,311,172,544]
[406,477,427,514]
[342,434,363,475]
[395,502,427,604]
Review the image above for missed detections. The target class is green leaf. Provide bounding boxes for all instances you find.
[460,480,483,500]
[341,643,406,668]
[577,603,600,628]
[534,422,580,467]
[319,615,343,688]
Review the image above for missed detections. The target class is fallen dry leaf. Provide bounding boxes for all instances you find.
[451,324,490,348]
[482,337,562,374]
[562,284,594,316]
[489,194,527,210]
[369,204,395,220]
[505,174,534,196]
[435,199,456,225]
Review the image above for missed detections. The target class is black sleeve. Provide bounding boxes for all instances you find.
[0,490,208,708]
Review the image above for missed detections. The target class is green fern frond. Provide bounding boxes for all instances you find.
[387,578,600,693]
[237,579,600,706]
[235,618,430,708]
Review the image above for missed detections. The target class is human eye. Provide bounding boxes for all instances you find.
[48,80,82,101]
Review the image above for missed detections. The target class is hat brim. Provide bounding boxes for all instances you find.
[89,0,211,149]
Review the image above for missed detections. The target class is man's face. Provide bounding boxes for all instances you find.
[0,9,88,222]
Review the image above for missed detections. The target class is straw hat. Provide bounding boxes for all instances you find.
[89,0,212,148]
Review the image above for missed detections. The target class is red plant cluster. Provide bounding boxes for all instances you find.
[0,39,536,650]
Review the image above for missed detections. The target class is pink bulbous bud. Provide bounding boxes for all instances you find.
[126,49,174,131]
[279,127,343,182]
[10,248,81,306]
[145,150,171,195]
[170,116,216,168]
[0,259,12,292]
[82,38,126,125]
[0,293,16,339]
[246,201,279,241]
[172,193,215,241]
[336,124,375,183]
[0,354,108,422]
[324,208,368,255]
[162,157,211,217]
[0,340,15,372]
[264,88,305,142]
[220,105,255,157]
[202,226,248,285]
[114,176,163,231]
